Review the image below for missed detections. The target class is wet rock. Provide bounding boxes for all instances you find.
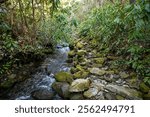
[89,68,106,76]
[139,82,150,93]
[77,50,86,57]
[69,79,91,92]
[31,89,55,100]
[70,93,85,100]
[52,82,70,99]
[120,72,129,79]
[54,71,73,83]
[105,84,142,99]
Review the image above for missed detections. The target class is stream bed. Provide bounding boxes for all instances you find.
[7,46,70,100]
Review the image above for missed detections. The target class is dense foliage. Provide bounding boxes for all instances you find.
[79,0,150,85]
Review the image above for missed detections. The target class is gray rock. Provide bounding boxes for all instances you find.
[69,79,91,92]
[70,93,85,100]
[105,84,142,99]
[52,82,70,99]
[90,68,106,76]
[31,89,55,100]
[84,87,99,98]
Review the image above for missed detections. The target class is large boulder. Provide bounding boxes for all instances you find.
[54,71,73,83]
[31,88,55,100]
[52,82,70,99]
[69,79,91,92]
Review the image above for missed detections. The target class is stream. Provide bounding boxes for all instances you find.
[7,46,70,100]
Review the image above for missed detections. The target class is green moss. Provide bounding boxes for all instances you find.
[54,71,73,83]
[93,58,105,64]
[0,79,16,89]
[77,50,86,57]
[76,42,83,49]
[139,82,150,93]
[143,94,150,100]
[73,71,89,79]
[116,95,125,100]
[68,51,75,57]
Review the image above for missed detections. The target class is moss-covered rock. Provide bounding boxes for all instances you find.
[83,87,99,98]
[52,82,70,99]
[90,39,97,47]
[54,71,73,83]
[89,68,106,76]
[116,95,125,100]
[0,79,16,89]
[73,71,89,79]
[76,42,83,49]
[76,65,84,71]
[77,50,86,57]
[105,70,115,75]
[120,72,129,79]
[70,93,85,100]
[69,79,91,92]
[68,51,75,57]
[139,82,150,93]
[143,94,150,100]
[93,58,105,65]
[70,67,78,74]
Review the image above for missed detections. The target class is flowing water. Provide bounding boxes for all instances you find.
[8,46,70,100]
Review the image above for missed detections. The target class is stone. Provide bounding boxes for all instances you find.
[143,94,150,100]
[69,79,91,92]
[94,91,105,100]
[70,67,78,74]
[31,89,55,100]
[77,50,86,57]
[105,84,142,99]
[107,56,119,60]
[54,71,73,83]
[76,42,83,49]
[76,65,84,71]
[68,51,75,57]
[73,71,89,79]
[105,71,115,75]
[8,74,16,79]
[89,68,106,76]
[120,72,129,79]
[104,92,116,100]
[116,95,125,100]
[93,58,105,64]
[70,93,85,100]
[139,82,150,93]
[83,87,99,98]
[52,82,70,99]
